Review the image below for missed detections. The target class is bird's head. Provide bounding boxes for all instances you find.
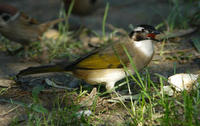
[0,4,20,27]
[129,24,160,41]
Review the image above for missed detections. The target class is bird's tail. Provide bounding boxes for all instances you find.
[39,18,64,33]
[17,64,66,77]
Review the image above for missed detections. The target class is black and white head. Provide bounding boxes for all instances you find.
[0,4,20,27]
[129,24,160,41]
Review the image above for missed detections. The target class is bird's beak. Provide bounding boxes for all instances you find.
[147,30,160,41]
[153,30,160,35]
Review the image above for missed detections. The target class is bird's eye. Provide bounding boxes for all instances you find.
[141,29,145,32]
[1,14,10,21]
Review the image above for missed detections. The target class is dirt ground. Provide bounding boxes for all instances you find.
[0,0,199,125]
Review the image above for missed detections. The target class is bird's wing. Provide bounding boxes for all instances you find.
[20,12,39,25]
[66,41,132,70]
[75,50,122,69]
[38,18,64,33]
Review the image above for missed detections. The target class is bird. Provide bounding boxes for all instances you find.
[63,0,99,16]
[0,4,63,55]
[17,24,160,91]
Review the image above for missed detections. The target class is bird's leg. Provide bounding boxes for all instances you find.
[38,42,49,63]
[23,45,30,59]
[106,82,127,99]
[105,82,117,99]
[105,82,116,92]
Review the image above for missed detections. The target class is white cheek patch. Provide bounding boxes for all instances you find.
[0,17,7,26]
[0,12,20,25]
[134,27,144,32]
[9,12,20,22]
[134,40,154,57]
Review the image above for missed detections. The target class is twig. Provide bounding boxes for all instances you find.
[107,94,141,103]
[0,105,20,117]
[45,78,75,91]
[157,27,197,40]
[41,88,67,93]
[106,23,127,35]
[0,79,16,88]
[156,48,195,54]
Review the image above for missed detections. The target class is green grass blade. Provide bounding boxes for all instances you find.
[121,45,145,89]
[192,38,200,53]
[102,2,109,40]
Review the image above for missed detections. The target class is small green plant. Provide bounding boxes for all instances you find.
[58,0,75,33]
[0,88,9,95]
[102,2,110,41]
[166,0,190,31]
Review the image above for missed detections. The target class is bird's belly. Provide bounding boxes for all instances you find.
[73,69,127,85]
[0,26,39,45]
[2,32,38,45]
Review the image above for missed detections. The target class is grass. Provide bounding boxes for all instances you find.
[192,38,200,53]
[7,71,200,125]
[0,0,200,125]
[156,0,200,32]
[114,67,200,125]
[102,2,110,40]
[166,0,189,31]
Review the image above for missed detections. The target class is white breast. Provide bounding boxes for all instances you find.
[134,40,154,57]
[88,69,126,84]
[86,69,126,90]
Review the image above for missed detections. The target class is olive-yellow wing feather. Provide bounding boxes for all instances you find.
[75,52,121,69]
[71,42,131,70]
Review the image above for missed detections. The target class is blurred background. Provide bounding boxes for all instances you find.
[0,0,171,32]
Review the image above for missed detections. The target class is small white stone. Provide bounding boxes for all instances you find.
[76,110,92,118]
[168,73,199,91]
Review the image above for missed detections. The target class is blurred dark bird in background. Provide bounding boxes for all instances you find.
[0,4,63,56]
[63,0,100,16]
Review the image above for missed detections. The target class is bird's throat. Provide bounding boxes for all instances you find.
[134,40,154,58]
